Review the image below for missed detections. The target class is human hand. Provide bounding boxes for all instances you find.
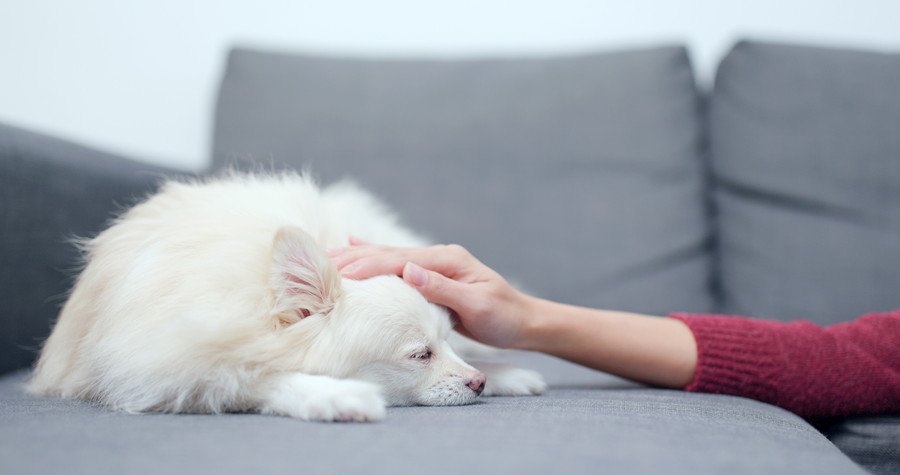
[329,239,534,349]
[331,239,698,389]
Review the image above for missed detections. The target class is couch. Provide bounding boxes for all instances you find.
[1,39,898,474]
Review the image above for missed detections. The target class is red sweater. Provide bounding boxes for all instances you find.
[669,311,900,419]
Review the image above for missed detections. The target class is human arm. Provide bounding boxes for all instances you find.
[671,312,900,418]
[331,242,698,388]
[331,242,900,418]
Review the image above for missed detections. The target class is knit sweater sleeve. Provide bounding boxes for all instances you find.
[668,311,900,419]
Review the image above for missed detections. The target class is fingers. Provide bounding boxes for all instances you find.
[402,262,471,311]
[348,235,370,246]
[328,245,390,268]
[330,246,411,279]
[331,244,475,281]
[324,235,370,259]
[341,255,409,280]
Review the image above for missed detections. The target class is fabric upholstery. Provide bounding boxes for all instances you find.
[708,40,900,324]
[0,122,181,374]
[824,416,900,475]
[0,353,865,475]
[4,40,897,474]
[212,46,714,315]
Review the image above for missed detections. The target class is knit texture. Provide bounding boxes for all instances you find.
[670,311,900,419]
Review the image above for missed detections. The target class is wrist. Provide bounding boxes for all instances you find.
[511,295,562,352]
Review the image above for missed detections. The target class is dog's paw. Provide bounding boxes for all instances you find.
[262,374,386,422]
[481,366,547,397]
[301,380,386,422]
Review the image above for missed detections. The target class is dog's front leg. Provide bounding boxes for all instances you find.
[471,362,547,397]
[257,372,386,422]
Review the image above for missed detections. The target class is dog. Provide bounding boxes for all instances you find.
[28,173,545,422]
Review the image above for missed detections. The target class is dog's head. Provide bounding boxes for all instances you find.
[270,226,485,406]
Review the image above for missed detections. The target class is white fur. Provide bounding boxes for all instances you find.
[28,172,544,422]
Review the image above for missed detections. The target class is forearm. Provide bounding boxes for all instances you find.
[515,296,697,388]
[671,312,900,418]
[517,299,900,418]
[333,242,900,417]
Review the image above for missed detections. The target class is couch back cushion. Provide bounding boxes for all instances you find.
[212,46,713,314]
[709,41,900,323]
[0,123,172,374]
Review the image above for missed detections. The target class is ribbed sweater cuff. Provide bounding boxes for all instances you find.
[669,313,782,403]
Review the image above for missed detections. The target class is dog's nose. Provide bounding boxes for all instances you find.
[466,372,486,395]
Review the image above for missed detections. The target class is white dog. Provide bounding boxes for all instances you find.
[28,173,545,422]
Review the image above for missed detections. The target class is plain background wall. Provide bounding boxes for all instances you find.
[1,1,899,171]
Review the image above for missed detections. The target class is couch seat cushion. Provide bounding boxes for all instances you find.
[0,353,865,475]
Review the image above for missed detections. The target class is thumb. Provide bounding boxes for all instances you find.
[402,262,467,309]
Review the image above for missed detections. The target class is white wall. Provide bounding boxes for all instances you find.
[1,1,899,171]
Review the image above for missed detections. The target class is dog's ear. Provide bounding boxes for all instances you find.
[271,226,342,325]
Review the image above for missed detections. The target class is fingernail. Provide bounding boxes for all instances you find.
[404,262,428,287]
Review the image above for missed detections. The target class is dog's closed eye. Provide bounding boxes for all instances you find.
[410,349,432,362]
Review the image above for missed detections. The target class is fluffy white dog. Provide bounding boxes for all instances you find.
[28,173,545,422]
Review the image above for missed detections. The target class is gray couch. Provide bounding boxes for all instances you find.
[1,40,898,474]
